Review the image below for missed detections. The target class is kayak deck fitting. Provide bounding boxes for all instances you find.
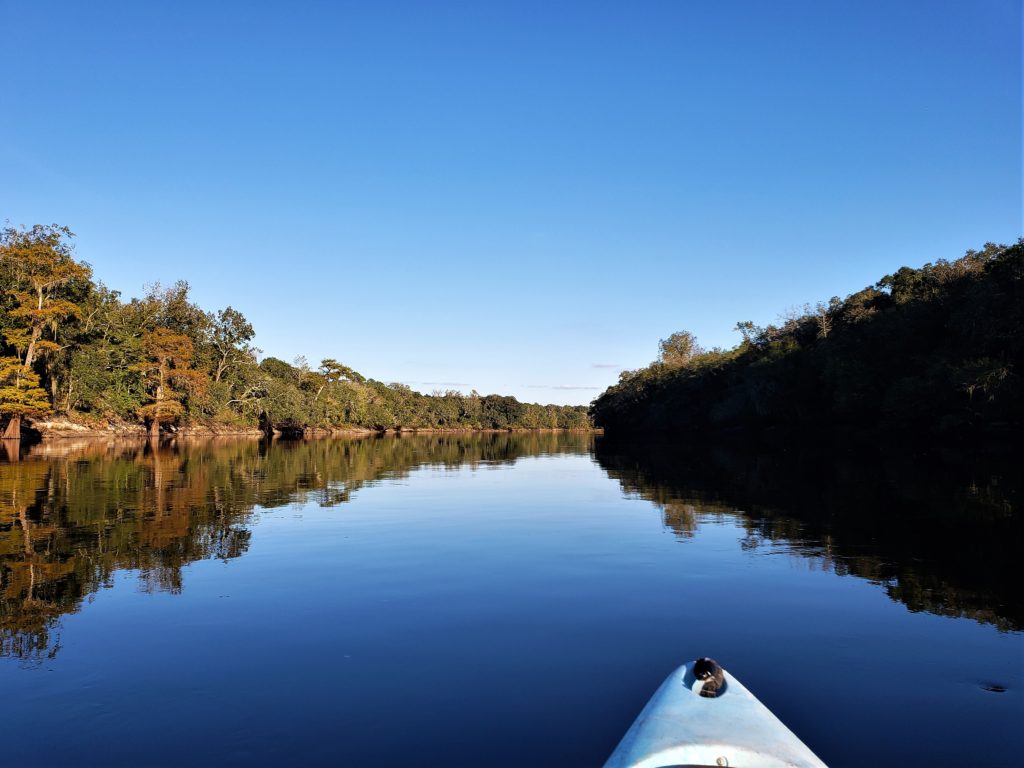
[604,659,827,768]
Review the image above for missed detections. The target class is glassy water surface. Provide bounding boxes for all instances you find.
[1,434,1021,766]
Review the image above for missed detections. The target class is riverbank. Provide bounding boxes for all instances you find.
[23,416,600,441]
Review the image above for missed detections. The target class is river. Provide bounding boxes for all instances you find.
[1,434,1020,766]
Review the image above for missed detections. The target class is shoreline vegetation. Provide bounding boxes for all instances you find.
[0,224,591,440]
[4,224,1019,446]
[592,240,1022,446]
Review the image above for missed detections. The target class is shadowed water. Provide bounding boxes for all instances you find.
[1,434,1021,766]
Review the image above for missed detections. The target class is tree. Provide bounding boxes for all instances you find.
[144,281,210,339]
[319,359,364,385]
[0,225,90,437]
[0,358,51,436]
[658,330,703,367]
[62,283,142,418]
[132,328,205,438]
[592,241,1022,440]
[260,357,301,383]
[210,306,256,383]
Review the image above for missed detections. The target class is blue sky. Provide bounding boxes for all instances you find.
[2,1,1020,405]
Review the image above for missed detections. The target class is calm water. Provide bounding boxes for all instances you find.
[1,434,1021,767]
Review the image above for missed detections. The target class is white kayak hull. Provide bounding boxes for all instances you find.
[604,661,827,768]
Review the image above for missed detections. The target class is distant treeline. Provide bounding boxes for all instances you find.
[0,224,590,437]
[592,241,1022,441]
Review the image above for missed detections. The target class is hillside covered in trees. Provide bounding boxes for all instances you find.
[0,224,590,438]
[592,241,1022,442]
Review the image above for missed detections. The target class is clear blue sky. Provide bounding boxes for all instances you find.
[2,1,1020,405]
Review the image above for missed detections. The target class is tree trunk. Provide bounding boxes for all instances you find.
[2,414,22,440]
[23,292,44,370]
[259,410,273,437]
[214,353,227,383]
[64,373,75,413]
[151,368,164,439]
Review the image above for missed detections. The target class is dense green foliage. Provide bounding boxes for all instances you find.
[592,241,1023,440]
[0,225,589,434]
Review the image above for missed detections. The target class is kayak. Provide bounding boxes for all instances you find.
[604,659,828,768]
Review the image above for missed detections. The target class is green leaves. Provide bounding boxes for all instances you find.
[0,357,50,416]
[0,222,595,434]
[593,240,1024,439]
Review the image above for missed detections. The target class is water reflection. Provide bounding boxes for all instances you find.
[3,431,1018,665]
[594,437,1022,632]
[1,432,593,661]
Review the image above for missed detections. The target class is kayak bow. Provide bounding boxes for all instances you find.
[604,659,827,768]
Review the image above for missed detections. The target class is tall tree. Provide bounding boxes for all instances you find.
[0,225,90,437]
[132,328,205,438]
[210,306,256,383]
[319,359,364,385]
[0,358,51,437]
[658,330,703,367]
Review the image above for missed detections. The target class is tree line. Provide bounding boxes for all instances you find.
[591,240,1022,443]
[0,224,591,438]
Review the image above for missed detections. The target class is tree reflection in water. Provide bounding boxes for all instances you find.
[595,437,1021,632]
[3,431,1019,664]
[0,432,592,661]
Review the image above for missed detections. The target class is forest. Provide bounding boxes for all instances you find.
[591,240,1022,443]
[0,224,591,438]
